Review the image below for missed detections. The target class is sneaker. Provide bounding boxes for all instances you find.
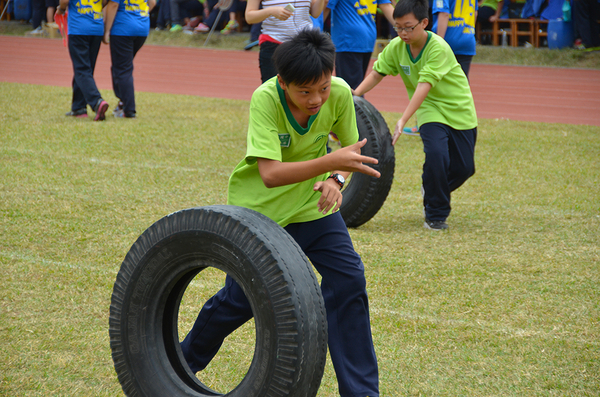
[113,101,124,117]
[65,108,88,118]
[28,26,44,35]
[424,218,449,230]
[170,24,183,32]
[403,125,420,136]
[183,16,201,30]
[115,111,136,118]
[220,20,239,35]
[94,100,109,121]
[194,23,210,33]
[244,39,259,50]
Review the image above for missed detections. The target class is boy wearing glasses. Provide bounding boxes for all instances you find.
[353,0,477,230]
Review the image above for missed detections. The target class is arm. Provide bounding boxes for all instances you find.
[379,2,395,25]
[56,0,68,14]
[257,139,380,213]
[392,82,431,145]
[436,12,450,38]
[148,0,156,11]
[352,69,385,97]
[489,0,503,21]
[103,0,119,44]
[245,0,292,24]
[310,0,326,18]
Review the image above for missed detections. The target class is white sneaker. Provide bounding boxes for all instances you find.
[29,26,44,35]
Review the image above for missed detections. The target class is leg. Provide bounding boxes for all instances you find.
[447,126,477,192]
[110,35,145,116]
[258,41,278,83]
[180,275,254,373]
[454,54,472,79]
[335,52,371,90]
[68,35,103,110]
[285,213,379,397]
[572,0,600,48]
[30,0,45,29]
[420,122,452,222]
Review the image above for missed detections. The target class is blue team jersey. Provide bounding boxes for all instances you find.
[67,0,104,36]
[328,0,392,53]
[109,0,151,37]
[432,0,477,56]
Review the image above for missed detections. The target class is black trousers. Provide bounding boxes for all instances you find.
[572,0,600,48]
[335,51,372,90]
[258,40,278,83]
[109,35,146,115]
[68,35,103,111]
[420,122,477,222]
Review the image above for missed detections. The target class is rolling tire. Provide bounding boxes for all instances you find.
[109,205,328,397]
[339,96,396,228]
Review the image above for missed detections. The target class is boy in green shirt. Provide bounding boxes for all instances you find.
[354,0,478,230]
[181,29,383,397]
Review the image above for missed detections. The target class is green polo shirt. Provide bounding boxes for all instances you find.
[374,31,477,130]
[227,76,358,227]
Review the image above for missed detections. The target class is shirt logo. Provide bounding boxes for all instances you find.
[279,133,291,147]
[313,134,327,144]
[401,65,411,75]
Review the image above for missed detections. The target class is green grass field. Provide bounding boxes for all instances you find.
[1,72,599,397]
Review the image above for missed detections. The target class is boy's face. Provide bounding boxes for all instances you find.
[278,72,332,116]
[394,13,428,45]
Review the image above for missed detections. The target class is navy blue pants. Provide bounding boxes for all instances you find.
[420,122,477,222]
[181,211,379,397]
[259,41,278,83]
[335,52,372,90]
[109,35,146,116]
[68,35,103,112]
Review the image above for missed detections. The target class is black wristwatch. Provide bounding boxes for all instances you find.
[328,173,345,189]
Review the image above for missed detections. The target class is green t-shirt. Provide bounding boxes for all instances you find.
[373,32,477,130]
[480,0,502,10]
[227,76,359,227]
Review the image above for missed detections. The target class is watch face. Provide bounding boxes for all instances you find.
[337,175,345,184]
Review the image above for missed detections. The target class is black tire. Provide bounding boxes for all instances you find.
[339,96,395,228]
[109,205,328,397]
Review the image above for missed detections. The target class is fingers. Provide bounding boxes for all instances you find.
[314,182,343,214]
[392,130,401,145]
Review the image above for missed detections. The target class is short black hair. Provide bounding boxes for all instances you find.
[272,28,335,86]
[393,0,429,21]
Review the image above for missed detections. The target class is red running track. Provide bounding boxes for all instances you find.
[1,36,599,126]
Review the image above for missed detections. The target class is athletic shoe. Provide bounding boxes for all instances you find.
[94,100,109,121]
[183,16,201,30]
[244,39,259,50]
[65,108,88,118]
[424,218,449,231]
[113,101,124,117]
[28,26,44,35]
[194,23,210,33]
[170,24,183,32]
[115,111,136,118]
[403,125,420,136]
[220,20,239,35]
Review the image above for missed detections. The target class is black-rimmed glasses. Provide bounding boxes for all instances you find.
[394,22,421,33]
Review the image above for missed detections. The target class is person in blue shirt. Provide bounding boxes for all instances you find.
[431,0,477,77]
[104,0,156,118]
[325,0,396,90]
[56,0,110,120]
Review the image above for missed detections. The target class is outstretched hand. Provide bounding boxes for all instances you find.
[329,138,380,178]
[392,118,406,145]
